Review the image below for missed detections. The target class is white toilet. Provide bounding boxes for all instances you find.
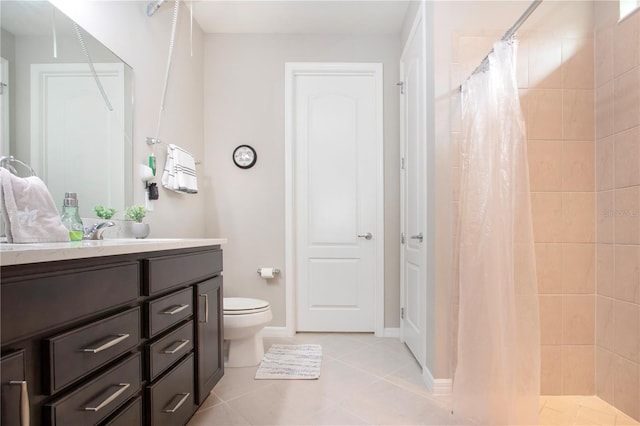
[223,297,272,367]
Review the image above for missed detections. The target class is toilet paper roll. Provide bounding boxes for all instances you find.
[259,268,274,279]
[140,164,154,182]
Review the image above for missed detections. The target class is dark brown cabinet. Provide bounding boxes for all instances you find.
[1,245,224,426]
[195,276,224,404]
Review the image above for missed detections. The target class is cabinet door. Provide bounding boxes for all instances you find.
[1,350,28,426]
[194,276,223,404]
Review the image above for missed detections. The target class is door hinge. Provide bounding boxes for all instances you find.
[401,307,405,320]
[397,81,404,95]
[401,157,405,170]
[400,232,405,244]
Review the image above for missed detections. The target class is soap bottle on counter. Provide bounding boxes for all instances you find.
[60,192,84,241]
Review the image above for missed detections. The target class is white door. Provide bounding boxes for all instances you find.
[400,11,427,365]
[1,57,9,157]
[31,63,125,217]
[289,63,383,332]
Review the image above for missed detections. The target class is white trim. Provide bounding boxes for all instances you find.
[261,326,295,338]
[383,328,400,338]
[284,62,385,337]
[423,367,453,396]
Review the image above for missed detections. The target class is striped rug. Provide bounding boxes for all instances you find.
[255,344,322,380]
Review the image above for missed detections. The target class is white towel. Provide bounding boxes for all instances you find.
[0,168,70,243]
[161,144,198,194]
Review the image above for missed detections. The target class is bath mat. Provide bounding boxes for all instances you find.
[255,344,322,380]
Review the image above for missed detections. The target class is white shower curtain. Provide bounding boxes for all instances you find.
[453,39,540,425]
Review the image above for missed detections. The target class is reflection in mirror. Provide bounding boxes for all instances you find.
[0,0,133,218]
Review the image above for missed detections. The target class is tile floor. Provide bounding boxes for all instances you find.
[187,333,639,426]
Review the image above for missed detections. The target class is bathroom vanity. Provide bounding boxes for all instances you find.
[0,239,226,426]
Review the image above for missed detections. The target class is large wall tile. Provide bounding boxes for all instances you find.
[541,345,563,395]
[562,38,594,90]
[529,141,563,192]
[597,244,615,297]
[614,12,640,78]
[563,90,595,140]
[528,37,563,89]
[614,187,640,244]
[563,141,595,192]
[536,243,563,294]
[614,126,640,188]
[614,245,640,304]
[596,346,615,405]
[528,90,564,140]
[597,191,615,244]
[613,354,640,420]
[562,295,595,344]
[540,295,563,345]
[532,192,563,242]
[596,296,615,351]
[562,193,595,243]
[596,136,615,191]
[614,68,640,133]
[614,300,640,363]
[562,243,595,294]
[595,27,613,88]
[596,81,614,140]
[562,345,595,394]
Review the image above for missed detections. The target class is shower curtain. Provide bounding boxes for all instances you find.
[453,39,540,425]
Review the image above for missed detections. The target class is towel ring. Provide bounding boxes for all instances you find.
[0,156,37,177]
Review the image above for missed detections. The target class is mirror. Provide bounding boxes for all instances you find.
[0,0,133,218]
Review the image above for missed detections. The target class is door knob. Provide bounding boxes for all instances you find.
[410,233,423,243]
[357,232,373,240]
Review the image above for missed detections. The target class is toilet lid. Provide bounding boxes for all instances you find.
[224,297,270,314]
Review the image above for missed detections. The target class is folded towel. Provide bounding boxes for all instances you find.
[161,144,198,194]
[0,168,70,243]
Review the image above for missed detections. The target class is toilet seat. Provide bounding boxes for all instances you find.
[224,297,270,315]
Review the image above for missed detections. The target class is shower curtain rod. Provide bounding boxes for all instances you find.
[462,0,543,85]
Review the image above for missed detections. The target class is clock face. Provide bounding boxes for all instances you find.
[233,145,257,169]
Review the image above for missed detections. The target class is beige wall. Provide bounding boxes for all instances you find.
[203,34,401,328]
[50,0,207,238]
[594,2,640,421]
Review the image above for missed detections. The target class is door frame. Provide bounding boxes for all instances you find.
[400,2,428,365]
[284,62,385,337]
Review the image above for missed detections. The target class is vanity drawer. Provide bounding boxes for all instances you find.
[147,321,193,381]
[45,308,141,394]
[147,354,196,426]
[44,352,141,426]
[101,396,142,426]
[143,249,222,295]
[2,262,139,344]
[1,350,27,426]
[147,288,193,338]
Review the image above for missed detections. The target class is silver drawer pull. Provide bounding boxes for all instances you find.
[199,294,209,323]
[9,380,29,426]
[163,393,190,413]
[161,304,189,315]
[163,339,190,354]
[83,383,130,412]
[82,334,130,353]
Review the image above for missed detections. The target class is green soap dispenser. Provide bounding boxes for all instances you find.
[60,192,84,241]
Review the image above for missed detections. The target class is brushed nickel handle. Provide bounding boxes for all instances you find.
[163,339,190,354]
[410,233,423,243]
[82,334,130,353]
[83,383,130,412]
[160,304,189,315]
[9,380,29,426]
[200,294,209,323]
[163,393,190,413]
[357,232,373,240]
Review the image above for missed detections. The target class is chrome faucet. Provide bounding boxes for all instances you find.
[83,221,115,240]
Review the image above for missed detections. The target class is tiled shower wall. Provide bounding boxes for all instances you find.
[453,28,596,396]
[594,5,640,421]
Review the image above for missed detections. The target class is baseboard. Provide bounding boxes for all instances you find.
[261,326,295,338]
[423,367,453,396]
[383,327,400,338]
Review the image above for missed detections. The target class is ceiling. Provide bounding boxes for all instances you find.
[190,1,412,35]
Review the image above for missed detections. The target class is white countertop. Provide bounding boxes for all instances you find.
[0,238,227,266]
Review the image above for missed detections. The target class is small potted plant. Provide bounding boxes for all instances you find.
[94,205,117,220]
[125,205,149,239]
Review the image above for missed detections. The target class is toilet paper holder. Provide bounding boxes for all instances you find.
[256,268,280,276]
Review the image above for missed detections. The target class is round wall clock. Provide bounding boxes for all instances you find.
[232,145,257,169]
